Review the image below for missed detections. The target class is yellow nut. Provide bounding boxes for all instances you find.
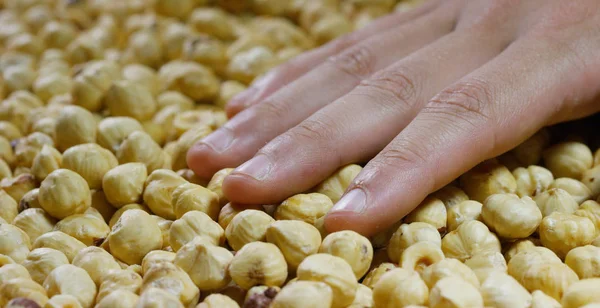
[208,168,234,206]
[400,241,444,274]
[314,164,362,203]
[503,238,539,263]
[422,258,479,289]
[1,173,36,202]
[43,264,97,308]
[225,209,275,251]
[170,110,221,139]
[372,268,428,308]
[13,208,56,242]
[2,65,36,94]
[108,203,150,228]
[104,80,157,121]
[159,60,220,101]
[464,252,508,283]
[0,158,12,180]
[0,263,30,284]
[481,193,542,239]
[266,220,321,271]
[54,106,97,152]
[174,236,233,291]
[310,14,353,45]
[142,251,176,276]
[297,253,357,308]
[96,269,142,304]
[441,220,501,262]
[23,248,69,285]
[150,215,172,250]
[137,287,184,308]
[122,29,163,69]
[531,290,562,308]
[431,185,469,209]
[32,231,86,263]
[319,231,372,279]
[218,203,263,230]
[33,73,73,103]
[0,121,22,140]
[575,200,600,232]
[480,271,531,308]
[543,141,593,179]
[13,133,53,171]
[198,293,241,308]
[429,276,483,308]
[564,245,600,279]
[405,197,447,233]
[275,193,333,225]
[229,241,288,290]
[270,281,332,308]
[95,289,139,308]
[539,212,596,258]
[39,169,91,219]
[512,128,551,165]
[170,210,225,251]
[561,278,600,308]
[534,188,580,217]
[62,143,118,190]
[142,169,188,219]
[0,189,18,222]
[347,283,373,308]
[512,165,554,197]
[141,262,200,307]
[0,136,15,167]
[156,91,195,111]
[122,64,160,97]
[102,163,147,207]
[459,160,517,202]
[446,200,482,232]
[72,247,121,286]
[362,263,396,289]
[97,117,144,153]
[216,80,247,108]
[171,124,213,171]
[107,209,162,265]
[0,278,48,307]
[188,7,236,40]
[227,46,276,84]
[54,214,110,246]
[182,35,227,73]
[582,165,600,199]
[172,183,220,220]
[0,223,31,263]
[89,190,115,223]
[176,169,206,186]
[39,21,77,49]
[388,222,441,263]
[45,294,85,308]
[549,178,592,204]
[31,145,61,182]
[117,131,170,174]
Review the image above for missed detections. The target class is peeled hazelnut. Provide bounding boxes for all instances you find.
[244,286,279,308]
[62,143,118,190]
[13,208,56,242]
[170,210,225,251]
[104,80,157,121]
[23,248,69,285]
[117,131,170,173]
[156,91,195,111]
[314,164,362,203]
[1,173,36,202]
[187,7,236,40]
[503,239,539,263]
[159,60,220,101]
[216,80,247,108]
[174,236,233,291]
[0,121,22,140]
[479,271,531,308]
[122,28,163,69]
[143,169,188,219]
[89,190,115,223]
[95,289,139,308]
[275,193,333,225]
[548,178,592,204]
[54,106,97,152]
[208,168,234,206]
[172,183,220,220]
[227,46,276,84]
[561,278,600,308]
[0,278,48,307]
[422,258,479,289]
[229,241,288,290]
[582,165,600,199]
[218,203,263,229]
[0,158,12,180]
[225,209,275,251]
[54,214,110,246]
[142,250,176,276]
[2,64,36,94]
[319,231,372,279]
[0,263,30,285]
[32,231,86,263]
[534,188,580,217]
[372,268,428,308]
[39,169,91,219]
[97,117,144,153]
[31,145,61,182]
[102,163,147,207]
[199,293,241,308]
[441,220,501,262]
[481,193,542,239]
[108,204,150,228]
[266,220,321,271]
[405,197,447,233]
[43,264,97,308]
[107,209,162,265]
[363,263,396,289]
[0,136,15,166]
[176,169,206,186]
[72,247,121,286]
[565,245,600,279]
[141,262,200,307]
[39,21,77,49]
[429,276,484,308]
[0,189,18,222]
[13,133,54,168]
[431,185,469,209]
[387,222,441,263]
[0,222,31,263]
[543,141,593,178]
[464,251,508,283]
[96,269,142,304]
[446,200,482,232]
[539,212,596,258]
[170,124,213,171]
[400,241,444,274]
[459,160,517,202]
[137,287,184,308]
[270,281,331,308]
[512,165,554,197]
[33,73,72,103]
[297,253,357,308]
[122,64,160,97]
[574,200,600,231]
[512,129,551,165]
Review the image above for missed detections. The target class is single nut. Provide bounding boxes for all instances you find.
[150,215,172,250]
[464,252,508,283]
[31,145,61,182]
[459,160,517,202]
[229,241,288,290]
[310,13,353,45]
[104,80,157,121]
[117,131,170,174]
[225,209,275,251]
[561,278,600,308]
[400,241,445,274]
[372,268,428,308]
[218,203,263,229]
[172,183,220,220]
[0,136,15,167]
[446,200,482,232]
[314,164,362,203]
[0,223,31,263]
[539,212,596,258]
[89,190,115,223]
[564,245,600,279]
[0,189,18,222]
[0,278,48,307]
[95,289,139,308]
[548,178,592,204]
[266,220,321,271]
[39,169,91,219]
[54,106,97,152]
[159,60,220,101]
[319,231,372,279]
[270,281,331,308]
[582,165,600,199]
[431,185,469,209]
[54,214,110,246]
[72,247,121,286]
[347,283,373,308]
[142,169,188,219]
[187,7,236,40]
[512,128,551,165]
[534,188,580,217]
[442,220,500,262]
[362,263,396,289]
[429,276,484,308]
[503,238,539,263]
[97,117,144,153]
[170,110,220,139]
[216,80,247,108]
[108,203,150,228]
[244,286,280,308]
[512,165,554,197]
[531,290,562,308]
[13,208,56,242]
[274,193,333,225]
[170,124,213,171]
[575,200,600,232]
[227,46,276,84]
[14,132,54,169]
[62,144,118,190]
[182,35,227,73]
[23,248,69,285]
[141,262,200,307]
[0,264,31,285]
[170,210,225,251]
[0,121,22,140]
[137,287,184,308]
[198,293,241,308]
[174,236,233,291]
[0,158,12,180]
[43,264,97,308]
[32,231,86,262]
[481,193,542,239]
[39,20,77,49]
[122,64,160,97]
[102,163,147,207]
[96,269,142,304]
[387,222,441,263]
[33,73,73,103]
[1,173,36,203]
[543,141,593,178]
[107,209,162,265]
[156,91,195,110]
[142,251,176,276]
[122,28,163,69]
[405,197,447,233]
[422,258,479,289]
[479,271,531,308]
[297,253,357,308]
[2,65,36,95]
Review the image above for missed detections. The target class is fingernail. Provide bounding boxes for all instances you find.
[230,87,259,106]
[234,154,273,181]
[200,128,234,153]
[330,189,368,214]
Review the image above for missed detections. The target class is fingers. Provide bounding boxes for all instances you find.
[324,29,600,236]
[224,0,443,118]
[187,7,457,180]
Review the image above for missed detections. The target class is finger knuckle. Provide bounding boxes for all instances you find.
[358,68,419,108]
[425,79,493,124]
[326,32,360,53]
[326,44,376,79]
[372,144,429,172]
[255,98,291,124]
[290,118,334,144]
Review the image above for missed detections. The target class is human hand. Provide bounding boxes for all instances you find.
[188,0,600,236]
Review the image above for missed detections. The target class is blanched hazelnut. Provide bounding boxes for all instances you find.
[266,220,321,271]
[188,8,236,40]
[405,197,447,233]
[0,264,30,284]
[512,128,551,165]
[170,210,225,251]
[95,269,142,304]
[0,189,18,222]
[171,124,213,171]
[33,73,72,103]
[478,271,531,308]
[539,212,596,258]
[225,209,275,251]
[543,141,593,178]
[1,173,36,202]
[275,193,333,225]
[143,169,187,219]
[23,248,69,286]
[176,169,207,186]
[122,64,160,97]
[429,276,484,308]
[39,169,91,219]
[2,64,36,94]
[95,289,139,308]
[32,231,86,263]
[13,208,56,242]
[431,185,469,209]
[269,281,331,308]
[227,46,276,84]
[54,106,97,152]
[362,263,396,289]
[172,183,220,220]
[97,117,144,153]
[297,253,357,308]
[13,133,53,169]
[310,14,353,45]
[531,290,562,308]
[463,251,508,283]
[108,203,150,228]
[512,165,553,197]
[208,168,234,206]
[141,262,200,307]
[182,35,227,74]
[317,231,371,279]
[174,236,233,291]
[228,241,287,290]
[216,81,247,108]
[0,223,31,263]
[549,178,592,204]
[459,160,517,202]
[104,80,157,121]
[0,158,12,180]
[31,145,61,182]
[117,131,170,174]
[372,268,428,308]
[39,21,77,49]
[422,258,479,289]
[218,203,263,229]
[446,200,482,232]
[575,200,600,232]
[481,193,542,239]
[72,247,121,286]
[107,209,162,265]
[565,245,600,280]
[387,222,441,263]
[142,250,176,276]
[43,264,97,308]
[0,136,15,166]
[0,121,22,140]
[346,283,373,308]
[62,143,118,190]
[503,238,539,263]
[441,220,501,262]
[89,190,115,223]
[400,241,444,274]
[198,293,241,308]
[159,60,220,101]
[54,214,110,246]
[138,287,184,308]
[561,278,600,308]
[582,165,600,199]
[0,278,48,307]
[102,163,147,207]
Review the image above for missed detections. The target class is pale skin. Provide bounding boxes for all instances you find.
[188,0,600,236]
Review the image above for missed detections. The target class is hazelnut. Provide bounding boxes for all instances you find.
[104,80,157,121]
[582,165,600,198]
[54,106,97,152]
[31,145,61,182]
[244,286,279,307]
[463,251,508,283]
[543,141,593,178]
[43,264,97,308]
[23,248,69,286]
[0,158,12,180]
[117,131,170,173]
[534,188,580,217]
[141,262,200,307]
[561,278,600,308]
[159,60,220,101]
[0,223,31,263]
[0,278,48,307]
[182,35,227,73]
[54,214,110,246]
[400,241,444,274]
[208,168,234,206]
[549,178,592,204]
[481,193,542,239]
[0,264,31,285]
[372,268,428,307]
[565,245,600,279]
[32,231,86,262]
[429,276,484,308]
[171,124,213,171]
[122,64,160,97]
[170,210,225,251]
[446,200,482,232]
[431,185,469,209]
[108,203,150,228]
[174,236,234,291]
[107,209,162,265]
[266,220,321,271]
[310,14,353,45]
[102,163,147,207]
[480,271,531,308]
[362,263,396,289]
[574,200,600,231]
[39,169,91,219]
[137,287,184,308]
[33,73,73,103]
[198,293,241,308]
[95,290,139,308]
[539,212,596,258]
[142,250,176,276]
[271,281,332,308]
[441,220,501,262]
[319,231,372,279]
[89,190,116,223]
[0,121,22,140]
[459,160,517,202]
[512,128,551,165]
[143,169,187,219]
[387,222,441,263]
[275,193,333,225]
[39,21,77,49]
[216,81,247,108]
[227,46,276,84]
[13,208,56,242]
[0,189,18,222]
[96,269,142,304]
[218,203,263,229]
[62,143,118,190]
[172,183,220,220]
[422,258,479,289]
[187,8,236,40]
[503,238,539,263]
[297,253,357,307]
[1,173,36,202]
[405,197,447,233]
[97,117,144,153]
[512,165,554,197]
[229,241,288,290]
[225,209,275,251]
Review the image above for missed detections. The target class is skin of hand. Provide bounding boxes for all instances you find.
[188,0,600,236]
